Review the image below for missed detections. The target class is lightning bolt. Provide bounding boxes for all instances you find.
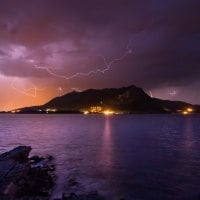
[11,79,44,98]
[71,87,82,92]
[11,20,154,98]
[149,91,153,98]
[32,19,154,81]
[33,39,133,80]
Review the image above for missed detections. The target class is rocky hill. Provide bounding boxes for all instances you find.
[16,85,200,114]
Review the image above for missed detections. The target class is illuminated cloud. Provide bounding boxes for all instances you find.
[0,0,200,110]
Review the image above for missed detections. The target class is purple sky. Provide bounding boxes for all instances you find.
[0,0,200,110]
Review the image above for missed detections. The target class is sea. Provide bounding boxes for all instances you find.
[0,114,200,200]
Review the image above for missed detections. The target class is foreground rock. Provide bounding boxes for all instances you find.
[61,192,105,200]
[0,146,55,200]
[61,191,105,200]
[0,147,107,200]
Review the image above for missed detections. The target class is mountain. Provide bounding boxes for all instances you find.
[16,85,200,114]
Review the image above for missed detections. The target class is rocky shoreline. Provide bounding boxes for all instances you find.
[0,146,105,200]
[0,146,55,199]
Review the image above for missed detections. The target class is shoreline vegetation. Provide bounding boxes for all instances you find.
[0,146,105,200]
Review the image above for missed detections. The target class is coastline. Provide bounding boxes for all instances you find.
[0,146,105,200]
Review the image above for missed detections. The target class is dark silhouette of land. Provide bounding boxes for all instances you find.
[9,85,200,114]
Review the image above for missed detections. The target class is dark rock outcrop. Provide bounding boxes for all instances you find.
[0,146,55,200]
[61,191,105,200]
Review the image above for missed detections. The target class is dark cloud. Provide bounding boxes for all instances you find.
[0,0,200,106]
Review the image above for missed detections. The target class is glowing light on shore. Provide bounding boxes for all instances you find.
[103,110,114,115]
[182,111,188,115]
[187,108,193,112]
[11,109,21,113]
[90,106,102,113]
[182,107,194,115]
[46,108,57,113]
[83,111,89,115]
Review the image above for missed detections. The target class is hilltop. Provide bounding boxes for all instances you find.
[12,85,200,114]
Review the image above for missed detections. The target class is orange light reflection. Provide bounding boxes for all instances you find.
[99,116,113,171]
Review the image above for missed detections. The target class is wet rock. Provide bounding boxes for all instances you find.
[62,192,77,200]
[29,155,44,164]
[16,166,54,198]
[68,178,79,187]
[0,146,105,200]
[0,146,55,200]
[0,146,31,198]
[0,146,31,163]
[47,155,54,161]
[61,191,105,200]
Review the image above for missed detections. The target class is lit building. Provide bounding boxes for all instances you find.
[83,111,89,115]
[103,110,114,115]
[46,108,57,113]
[11,109,21,113]
[90,106,102,113]
[182,107,194,115]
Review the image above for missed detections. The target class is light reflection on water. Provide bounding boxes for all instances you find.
[0,114,200,199]
[99,116,113,171]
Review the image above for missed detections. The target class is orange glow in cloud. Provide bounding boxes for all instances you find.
[0,77,56,111]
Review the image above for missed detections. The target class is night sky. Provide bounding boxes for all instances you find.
[0,0,200,110]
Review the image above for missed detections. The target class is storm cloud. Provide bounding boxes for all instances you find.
[0,0,200,109]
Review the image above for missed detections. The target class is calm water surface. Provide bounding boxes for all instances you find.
[0,114,200,199]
